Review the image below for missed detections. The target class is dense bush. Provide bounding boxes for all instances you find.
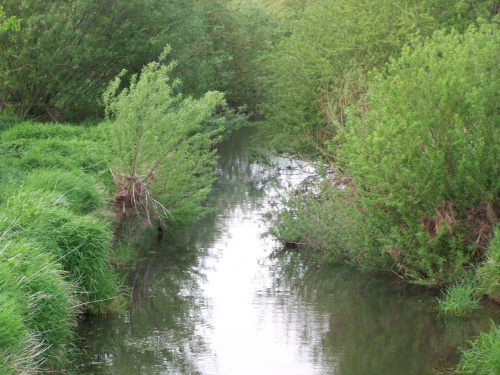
[259,0,429,154]
[0,0,273,121]
[269,182,380,267]
[337,23,500,285]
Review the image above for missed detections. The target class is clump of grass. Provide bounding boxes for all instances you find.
[436,279,481,317]
[1,188,119,315]
[0,119,121,373]
[56,215,119,314]
[457,323,500,374]
[0,294,31,374]
[23,169,102,214]
[4,241,75,368]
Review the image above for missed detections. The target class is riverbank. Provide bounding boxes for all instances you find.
[0,117,122,373]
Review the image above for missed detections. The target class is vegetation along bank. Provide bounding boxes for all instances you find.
[1,0,500,373]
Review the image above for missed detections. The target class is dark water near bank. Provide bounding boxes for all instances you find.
[77,127,499,375]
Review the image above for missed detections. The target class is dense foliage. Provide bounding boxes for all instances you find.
[339,24,500,284]
[1,0,500,372]
[0,121,118,372]
[0,0,272,121]
[260,0,430,154]
[264,1,500,370]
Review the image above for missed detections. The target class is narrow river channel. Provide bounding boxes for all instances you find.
[76,127,498,375]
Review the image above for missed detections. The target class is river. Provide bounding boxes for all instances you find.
[76,127,498,375]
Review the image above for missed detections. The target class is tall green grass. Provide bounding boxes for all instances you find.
[57,215,119,314]
[457,323,500,374]
[0,180,119,315]
[0,238,76,370]
[436,279,481,317]
[0,118,121,372]
[23,169,102,214]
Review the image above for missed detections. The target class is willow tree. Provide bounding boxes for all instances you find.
[104,52,225,227]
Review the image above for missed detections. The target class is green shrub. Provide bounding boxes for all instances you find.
[421,0,500,32]
[0,0,273,120]
[436,279,480,317]
[457,323,500,374]
[269,182,389,269]
[104,52,225,227]
[260,0,428,154]
[338,23,500,285]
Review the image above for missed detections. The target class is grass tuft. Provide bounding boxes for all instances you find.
[436,279,481,317]
[23,169,102,214]
[56,215,119,314]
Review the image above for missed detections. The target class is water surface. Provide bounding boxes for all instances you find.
[77,127,498,374]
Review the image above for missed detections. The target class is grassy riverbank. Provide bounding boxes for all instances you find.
[0,117,121,372]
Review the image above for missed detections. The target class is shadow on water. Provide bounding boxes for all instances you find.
[76,126,499,375]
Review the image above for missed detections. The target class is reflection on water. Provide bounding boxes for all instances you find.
[76,127,499,375]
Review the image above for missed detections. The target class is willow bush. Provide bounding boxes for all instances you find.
[103,52,226,227]
[338,23,500,285]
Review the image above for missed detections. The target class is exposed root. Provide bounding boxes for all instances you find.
[110,169,171,228]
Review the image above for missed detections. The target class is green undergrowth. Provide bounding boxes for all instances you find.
[0,119,122,373]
